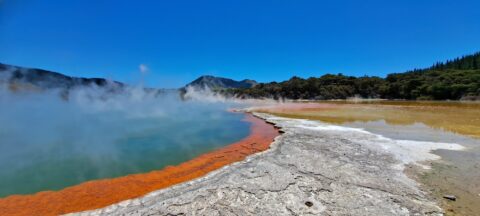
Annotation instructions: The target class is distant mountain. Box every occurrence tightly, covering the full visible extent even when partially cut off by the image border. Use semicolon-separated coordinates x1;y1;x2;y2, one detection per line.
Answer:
0;63;181;101
0;63;125;94
185;75;257;90
0;63;124;91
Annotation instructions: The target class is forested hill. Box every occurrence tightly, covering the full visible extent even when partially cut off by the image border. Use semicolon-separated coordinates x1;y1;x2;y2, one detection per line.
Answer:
222;52;480;100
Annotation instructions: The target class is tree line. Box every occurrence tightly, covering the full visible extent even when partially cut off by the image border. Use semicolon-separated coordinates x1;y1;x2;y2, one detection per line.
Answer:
221;52;480;100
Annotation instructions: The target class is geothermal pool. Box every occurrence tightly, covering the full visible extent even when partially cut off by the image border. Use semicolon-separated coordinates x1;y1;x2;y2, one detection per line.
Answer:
0;89;250;198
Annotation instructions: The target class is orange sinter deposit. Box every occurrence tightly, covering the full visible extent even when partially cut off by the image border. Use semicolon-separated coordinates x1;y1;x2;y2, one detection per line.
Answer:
0;113;279;216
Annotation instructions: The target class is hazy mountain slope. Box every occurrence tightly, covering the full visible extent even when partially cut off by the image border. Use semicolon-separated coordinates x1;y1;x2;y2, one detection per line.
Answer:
0;63;124;91
185;75;257;90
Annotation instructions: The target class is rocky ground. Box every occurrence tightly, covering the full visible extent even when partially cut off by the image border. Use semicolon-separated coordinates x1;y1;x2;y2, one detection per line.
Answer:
71;113;464;216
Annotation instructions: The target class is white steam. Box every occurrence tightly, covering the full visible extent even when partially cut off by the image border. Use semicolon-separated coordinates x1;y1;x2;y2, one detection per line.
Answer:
139;64;149;75
0;71;262;196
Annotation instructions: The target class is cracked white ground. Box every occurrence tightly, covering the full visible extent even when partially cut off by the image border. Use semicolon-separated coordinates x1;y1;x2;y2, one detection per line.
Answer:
71;113;463;216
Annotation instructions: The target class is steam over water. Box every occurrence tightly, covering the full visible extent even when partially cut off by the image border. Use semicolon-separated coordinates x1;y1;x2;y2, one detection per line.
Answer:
0;86;250;197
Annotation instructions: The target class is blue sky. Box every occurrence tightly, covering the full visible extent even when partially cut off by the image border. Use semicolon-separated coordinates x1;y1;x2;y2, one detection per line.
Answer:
1;0;479;88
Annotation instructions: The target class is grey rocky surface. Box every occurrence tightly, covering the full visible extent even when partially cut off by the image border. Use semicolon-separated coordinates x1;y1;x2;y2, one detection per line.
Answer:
70;113;446;216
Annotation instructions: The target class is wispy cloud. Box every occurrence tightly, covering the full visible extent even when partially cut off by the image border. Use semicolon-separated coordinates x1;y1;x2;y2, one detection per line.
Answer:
139;64;149;75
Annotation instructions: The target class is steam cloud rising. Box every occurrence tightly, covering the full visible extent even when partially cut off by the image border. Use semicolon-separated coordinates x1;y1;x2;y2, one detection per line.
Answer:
0;69;254;197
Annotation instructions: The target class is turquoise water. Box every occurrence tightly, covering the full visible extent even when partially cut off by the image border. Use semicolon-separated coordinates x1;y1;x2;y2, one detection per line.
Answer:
0;90;250;197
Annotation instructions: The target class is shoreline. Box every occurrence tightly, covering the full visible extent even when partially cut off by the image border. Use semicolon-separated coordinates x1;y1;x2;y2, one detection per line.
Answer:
253;101;480;215
0;113;279;216
74;112;462;215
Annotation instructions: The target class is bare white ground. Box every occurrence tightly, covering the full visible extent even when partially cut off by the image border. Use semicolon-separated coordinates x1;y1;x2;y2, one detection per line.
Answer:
70;113;464;216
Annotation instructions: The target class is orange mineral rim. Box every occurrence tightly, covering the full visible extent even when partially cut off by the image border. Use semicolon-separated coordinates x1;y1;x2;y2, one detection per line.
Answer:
0;113;279;216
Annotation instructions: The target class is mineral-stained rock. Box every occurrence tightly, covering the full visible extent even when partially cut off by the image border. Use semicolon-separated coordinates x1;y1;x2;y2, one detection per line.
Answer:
443;195;457;201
